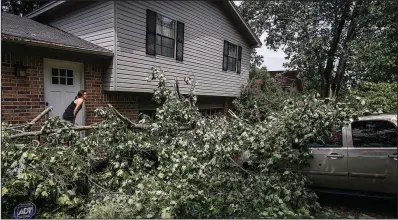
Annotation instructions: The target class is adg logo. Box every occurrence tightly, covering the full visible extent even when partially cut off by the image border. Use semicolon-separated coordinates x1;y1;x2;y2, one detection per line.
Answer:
13;202;36;219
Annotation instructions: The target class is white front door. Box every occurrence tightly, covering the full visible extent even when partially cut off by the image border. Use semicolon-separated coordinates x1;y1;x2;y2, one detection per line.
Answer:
44;59;84;126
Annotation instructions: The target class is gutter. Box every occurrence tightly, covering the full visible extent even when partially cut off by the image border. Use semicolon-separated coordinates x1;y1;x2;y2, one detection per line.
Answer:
2;35;114;57
25;1;66;18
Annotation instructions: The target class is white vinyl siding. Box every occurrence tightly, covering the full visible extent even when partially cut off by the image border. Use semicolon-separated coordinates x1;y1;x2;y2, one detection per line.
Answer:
49;1;115;90
115;0;252;97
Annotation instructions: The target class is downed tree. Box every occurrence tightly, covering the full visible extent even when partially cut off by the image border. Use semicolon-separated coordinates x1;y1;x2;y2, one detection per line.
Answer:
1;66;360;219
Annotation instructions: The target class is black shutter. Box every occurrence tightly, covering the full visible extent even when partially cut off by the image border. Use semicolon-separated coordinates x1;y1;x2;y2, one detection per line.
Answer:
237;46;242;73
146;9;157;55
222;40;229;71
176;21;184;61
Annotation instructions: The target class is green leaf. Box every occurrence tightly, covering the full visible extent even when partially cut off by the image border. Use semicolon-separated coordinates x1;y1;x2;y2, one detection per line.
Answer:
41;191;49;197
137;183;144;190
1;187;8;196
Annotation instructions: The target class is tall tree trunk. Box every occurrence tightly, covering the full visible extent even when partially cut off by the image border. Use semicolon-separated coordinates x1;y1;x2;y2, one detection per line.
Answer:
332;0;363;98
321;0;352;97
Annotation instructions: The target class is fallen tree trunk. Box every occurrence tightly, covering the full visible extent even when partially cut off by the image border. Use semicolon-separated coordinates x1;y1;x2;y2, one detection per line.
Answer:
6;104;193;140
108;104;192;131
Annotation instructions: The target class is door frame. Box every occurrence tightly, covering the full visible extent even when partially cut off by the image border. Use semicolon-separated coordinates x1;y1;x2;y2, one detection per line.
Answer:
43;58;85;126
303;126;349;190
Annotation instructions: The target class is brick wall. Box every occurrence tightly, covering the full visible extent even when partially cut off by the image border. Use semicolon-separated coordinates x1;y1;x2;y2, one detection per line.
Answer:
1;53;46;126
1;51;139;128
83;63;107;125
84;63;139;125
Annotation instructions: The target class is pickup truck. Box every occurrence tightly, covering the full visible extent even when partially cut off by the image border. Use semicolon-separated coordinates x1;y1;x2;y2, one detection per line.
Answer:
304;114;397;197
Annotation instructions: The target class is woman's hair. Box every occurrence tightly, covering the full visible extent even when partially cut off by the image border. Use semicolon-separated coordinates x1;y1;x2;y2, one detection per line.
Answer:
75;90;86;99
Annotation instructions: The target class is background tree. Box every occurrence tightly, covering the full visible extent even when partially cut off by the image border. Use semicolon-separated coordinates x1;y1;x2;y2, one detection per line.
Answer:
1;0;48;16
345;82;397;113
250;49;264;70
239;0;397;98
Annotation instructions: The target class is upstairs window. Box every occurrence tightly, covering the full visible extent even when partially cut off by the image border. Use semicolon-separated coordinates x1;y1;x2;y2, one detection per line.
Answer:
156;15;176;58
146;10;185;61
222;40;242;73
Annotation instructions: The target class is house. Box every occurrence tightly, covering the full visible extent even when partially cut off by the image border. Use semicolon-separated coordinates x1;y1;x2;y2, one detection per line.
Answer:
1;0;261;126
268;70;303;94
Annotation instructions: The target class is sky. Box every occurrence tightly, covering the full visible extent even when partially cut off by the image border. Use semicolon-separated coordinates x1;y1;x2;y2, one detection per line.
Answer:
234;1;287;71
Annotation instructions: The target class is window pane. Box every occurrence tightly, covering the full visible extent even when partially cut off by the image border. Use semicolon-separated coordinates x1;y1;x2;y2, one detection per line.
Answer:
67;70;73;77
60;77;66;85
160;37;174;58
309;129;343;147
162;27;171;38
169;21;175;38
156;35;162;55
163;47;168;57
162;24;175;38
228;57;236;71
352;120;397;147
156;35;162;45
52;68;59;77
52;77;59;84
156;15;162;34
229;44;237;58
59;69;66;77
162;37;172;48
156;45;162;55
67;78;73;85
167;47;173;58
156;14;175;39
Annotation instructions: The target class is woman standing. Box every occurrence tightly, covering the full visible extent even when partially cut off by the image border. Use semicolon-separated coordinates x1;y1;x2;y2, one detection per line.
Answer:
62;90;87;124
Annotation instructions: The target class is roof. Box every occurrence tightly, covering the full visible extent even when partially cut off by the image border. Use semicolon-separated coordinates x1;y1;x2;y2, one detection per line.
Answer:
25;0;262;48
358;114;397;124
272;70;303;91
1;12;113;56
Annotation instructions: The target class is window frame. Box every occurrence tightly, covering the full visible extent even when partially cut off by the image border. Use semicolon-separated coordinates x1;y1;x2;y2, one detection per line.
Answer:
223;40;241;73
155;14;177;59
351;119;397;148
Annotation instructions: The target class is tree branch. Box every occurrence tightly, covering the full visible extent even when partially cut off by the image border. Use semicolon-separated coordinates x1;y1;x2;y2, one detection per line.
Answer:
108;104;192;131
108;104;141;128
9;125;99;139
274;17;301;25
26;106;53;129
5;106;53;130
85;174;124;195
